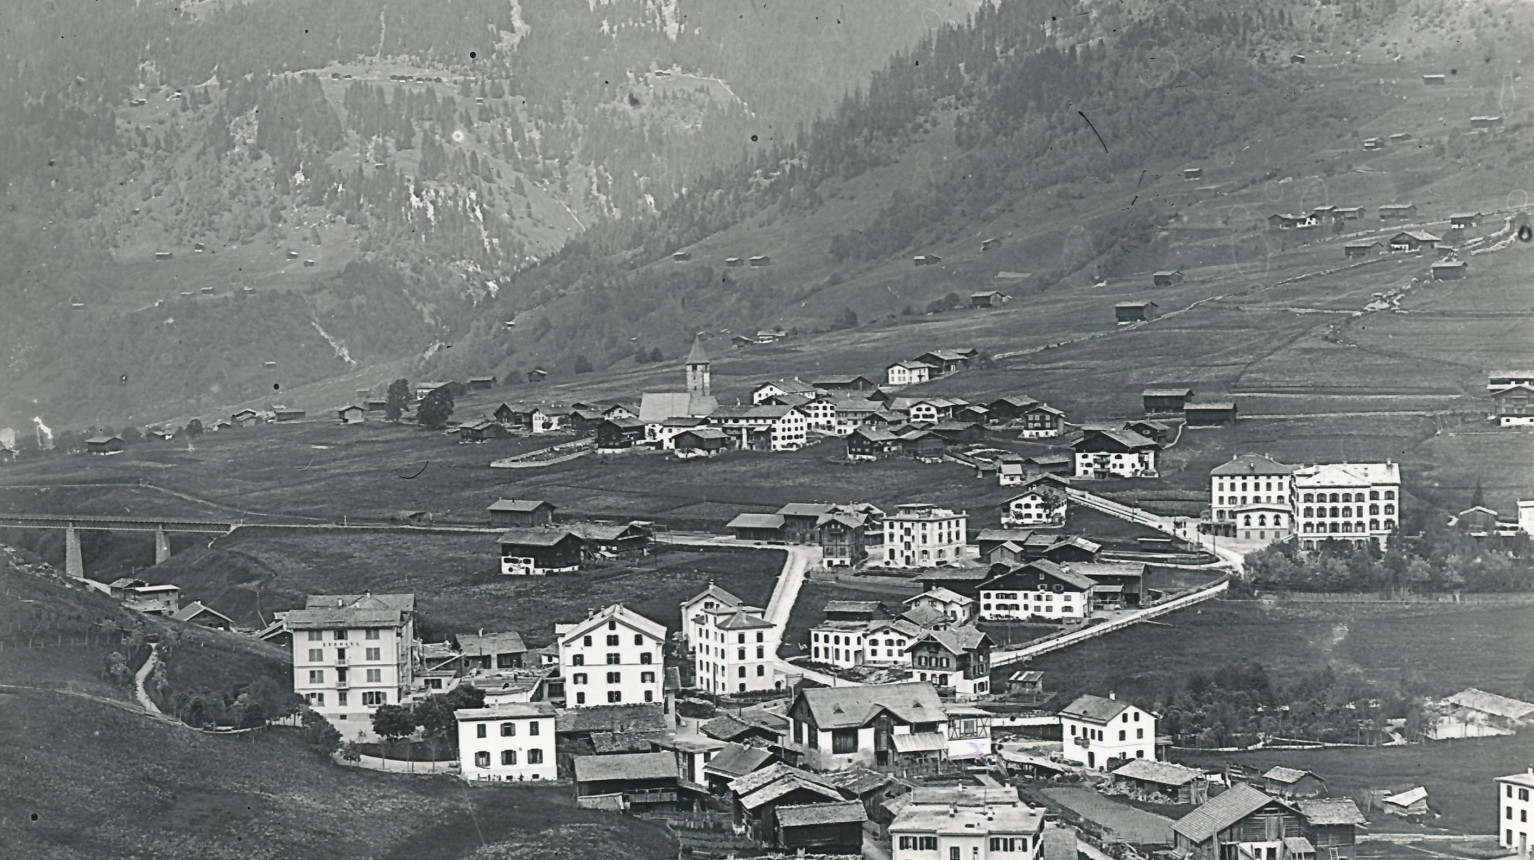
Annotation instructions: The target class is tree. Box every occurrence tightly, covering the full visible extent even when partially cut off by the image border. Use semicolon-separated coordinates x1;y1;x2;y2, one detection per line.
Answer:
101;651;131;688
120;426;143;444
647;347;663;363
385;378;411;422
185;418;204;438
302;708;342;758
417;386;454;430
573;355;594;374
371;703;417;742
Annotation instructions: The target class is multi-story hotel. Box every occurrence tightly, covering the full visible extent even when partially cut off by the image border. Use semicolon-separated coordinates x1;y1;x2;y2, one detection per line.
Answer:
284;593;416;730
883;504;967;569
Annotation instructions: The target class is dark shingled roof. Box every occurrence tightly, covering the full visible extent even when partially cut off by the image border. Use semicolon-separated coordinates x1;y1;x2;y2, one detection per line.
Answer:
1060;694;1130;724
556;703;668;735
704;744;775;779
776;801;868;828
797;682;944;730
1297;798;1367;827
573;751;676;783
1173;783;1292;844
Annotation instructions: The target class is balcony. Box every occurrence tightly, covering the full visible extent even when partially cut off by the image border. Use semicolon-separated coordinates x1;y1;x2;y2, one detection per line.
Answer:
335;678;349;690
335;655;348;666
1074;736;1090;748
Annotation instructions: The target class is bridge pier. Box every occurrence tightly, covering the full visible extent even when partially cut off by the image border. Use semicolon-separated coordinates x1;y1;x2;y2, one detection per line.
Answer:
154;527;171;565
64;525;84;579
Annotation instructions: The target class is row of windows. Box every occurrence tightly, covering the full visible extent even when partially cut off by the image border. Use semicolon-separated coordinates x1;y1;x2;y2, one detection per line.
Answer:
304;690;387;707
915;655;952;669
1301;490;1394;503
306;629;384;641
1069;724;1145;741
1213;479;1285;492
1215;495;1282;506
307;648;383;662
1507;786;1532;801
985;589;1070;599
570;671;657;685
573;690;655;705
472;749;545;767
1300;520;1393;534
568;652;653;666
308;669;383;683
1303;504;1393;518
1506;806;1528;822
582;633;650;647
985;603;1075;615
473;721;542;739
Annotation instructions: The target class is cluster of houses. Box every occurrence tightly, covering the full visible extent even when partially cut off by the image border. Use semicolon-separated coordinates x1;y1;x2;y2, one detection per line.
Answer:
1204;454;1402;549
487;499;656;576
1448;501;1534;540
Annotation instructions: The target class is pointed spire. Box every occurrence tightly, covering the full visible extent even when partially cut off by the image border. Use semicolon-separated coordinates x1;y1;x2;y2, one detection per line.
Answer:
686;335;710;366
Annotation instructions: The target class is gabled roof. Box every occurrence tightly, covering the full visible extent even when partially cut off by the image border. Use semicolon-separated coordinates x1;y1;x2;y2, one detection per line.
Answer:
824;600;883;616
890;359;937;370
775;801;867;828
284;593;414;630
488;499;555;513
704;744;776;779
686;582;744;612
1060;693;1130;724
728;513;786;530
1392;230;1440;242
904;587;974;607
716;608;774;631
899;605;949;629
556;703;668;734
740;775;844;810
558;604;667;646
912;625;991;656
1384;787;1428;807
1074;427;1159;451
980;560;1096;593
1445;688;1534;721
638;392;717;423
777;502;837;518
1173;783;1292;844
1142;387;1194;398
796;682;945;730
1212;454;1297;477
1264;766;1323;785
1111;758;1204;787
496;528;581;547
573;751;676;783
1297;798;1367;827
458;631;528;657
170;601;235;625
729;762;837;798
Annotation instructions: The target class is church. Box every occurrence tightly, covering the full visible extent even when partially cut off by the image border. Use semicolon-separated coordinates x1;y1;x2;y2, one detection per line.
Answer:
638;337;720;444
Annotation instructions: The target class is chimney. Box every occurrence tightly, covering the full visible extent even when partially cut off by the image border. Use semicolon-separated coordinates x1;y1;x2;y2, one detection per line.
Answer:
1109;691;1116;700
949;804;957;818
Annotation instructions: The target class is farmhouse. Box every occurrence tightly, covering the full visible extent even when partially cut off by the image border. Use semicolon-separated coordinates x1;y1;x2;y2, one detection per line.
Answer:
1184;400;1239;426
847;427;902;460
887;360;935;387
1060;693;1156;771
976;560;1096;623
458;419;509;442
672;427;732;454
1296;798;1368;860
1450;213;1480;229
1264;766;1327;799
110;579;181;615
1361;137;1385;151
785;682;949;770
595;417;646;449
1184;167;1203;180
1490;375;1534;426
488;499;556;528
728;765;847;846
1152;270;1184;287
574;752;678;812
1018;403;1065;438
904;587;976;627
169;601;235;630
702;743;777;792
752;378;820;404
813;374;877;392
915;349;977;376
1111;758;1209;804
1378;203;1418;221
86;435;125;454
1429;688;1534;739
1430;260;1467;280
1382;786;1429;817
337;405;365;424
1115;301;1158;322
728;513;787;542
1143;387;1194;414
711;404;809;452
1388;230;1440;252
284;593;415;727
271;408;306;422
773;801;868;855
1343;240;1383;259
1001;476;1070;527
495;529;585;575
1171;784;1305;860
456;702;558;782
558;604;666;708
908;626;993;699
1072;428;1158;479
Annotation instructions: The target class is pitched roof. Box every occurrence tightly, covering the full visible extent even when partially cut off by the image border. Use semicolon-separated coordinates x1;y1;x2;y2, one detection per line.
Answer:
797;682;945;730
729;762;837;797
777;502;837;518
638;392;717;423
728;513;786;530
1445;688;1534;721
716;608;774;631
556;703;668;734
1384;787;1428;807
170;601;235;625
823;600;883;615
1297;798;1367;827
1211;454;1297;477
573;751;676;783
1264;766;1322;785
904;586;974;607
686;336;710;365
284;593;414;630
704;744;775;779
1111;758;1204;787
558;604;667;646
775;801;867;828
458;631;528;657
1173;783;1289;844
1142;388;1194;398
488;499;554;513
1060;694;1130;724
913;625;991;656
496;528;580;547
454;702;557;721
740;776;844;810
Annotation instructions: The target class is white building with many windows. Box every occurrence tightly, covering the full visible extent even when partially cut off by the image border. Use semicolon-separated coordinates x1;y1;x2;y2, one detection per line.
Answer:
688;589;780;695
1292;462;1401;549
808;618;923;668
976;561;1096;622
284;593;416;731
1059;693;1156;771
558;604;666;707
455;702;557;782
890;786;1045;860
1498;770;1534;857
1209;454;1297;544
883;504;968;569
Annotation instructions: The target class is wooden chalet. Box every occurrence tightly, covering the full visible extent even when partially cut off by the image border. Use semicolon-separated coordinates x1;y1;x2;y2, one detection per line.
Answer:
488;499;556;528
495;529;585;575
1152;270;1185;287
571;521;654;557
573;752;678;812
1184;400;1239;426
595;417;646;449
1264;766;1327;799
169;601;236;631
847;427;902;460
1143;387;1195;414
774;802;867;855
86;435;125;454
1111;758;1209;804
1171;783;1306;860
1116;301;1159;322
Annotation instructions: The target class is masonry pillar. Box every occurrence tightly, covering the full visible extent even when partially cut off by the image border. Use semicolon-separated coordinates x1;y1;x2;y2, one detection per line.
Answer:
154;527;172;565
64;524;84;579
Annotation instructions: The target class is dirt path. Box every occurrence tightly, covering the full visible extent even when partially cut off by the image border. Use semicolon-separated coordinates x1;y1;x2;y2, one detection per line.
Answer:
134;643;165;716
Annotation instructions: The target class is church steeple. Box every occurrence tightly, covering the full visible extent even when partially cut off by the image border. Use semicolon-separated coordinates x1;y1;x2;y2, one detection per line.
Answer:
686;336;711;399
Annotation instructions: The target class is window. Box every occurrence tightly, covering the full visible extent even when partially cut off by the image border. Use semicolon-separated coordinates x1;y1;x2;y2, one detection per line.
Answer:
575;692;586;705
583;635;592;647
1137;728;1144;739
365;647;381;661
757;632;764;643
641;671;655;683
571;654;584;666
336;692;348;706
738;648;746;660
365;629;380;640
757;665;766;676
644;690;654;702
501;723;516;737
606;671;621;683
1522;789;1531;802
476;724;487;738
308;649;323;662
738;666;747;677
528;721;540;736
528;749;543;764
757;646;765;659
608;620;616;631
1119;730;1126;741
475;751;490;768
607;691;622;703
607;653;621;664
308;670;324;684
307;631;323;641
832;729;859;754
362;691;386;706
950;847;961;860
334;630;346;641
573;673;587;685
606;634;619;646
366;669;382;683
501;750;517;766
